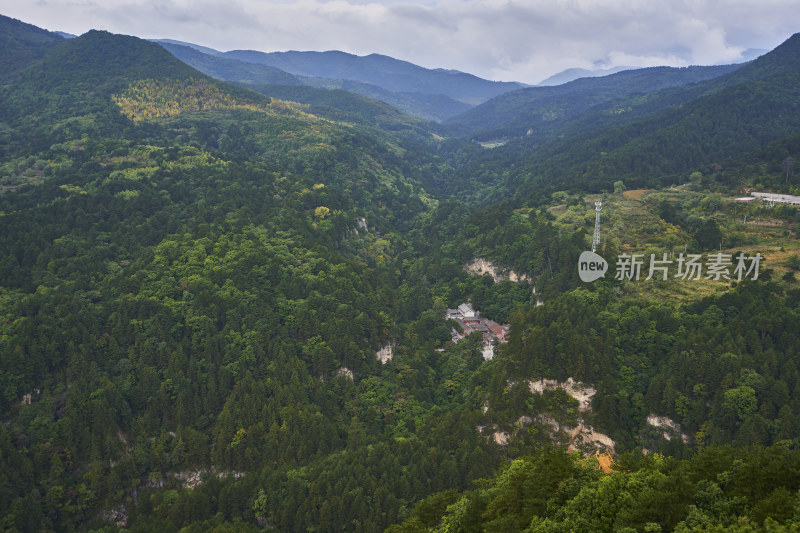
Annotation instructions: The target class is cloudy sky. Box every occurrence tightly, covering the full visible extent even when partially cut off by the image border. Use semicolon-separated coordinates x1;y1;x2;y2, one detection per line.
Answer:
2;0;798;84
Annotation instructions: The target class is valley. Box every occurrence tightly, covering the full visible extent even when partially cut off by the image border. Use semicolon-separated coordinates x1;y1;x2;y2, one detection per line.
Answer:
1;12;800;532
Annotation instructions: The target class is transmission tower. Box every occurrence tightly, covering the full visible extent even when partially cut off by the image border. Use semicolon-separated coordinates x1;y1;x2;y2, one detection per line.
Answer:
592;201;602;253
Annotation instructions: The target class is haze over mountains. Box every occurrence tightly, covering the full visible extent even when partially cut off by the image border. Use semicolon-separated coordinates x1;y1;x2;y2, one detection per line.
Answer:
441;63;743;139
536;66;631;86
155;39;523;122
152;36;769;124
536;47;767;87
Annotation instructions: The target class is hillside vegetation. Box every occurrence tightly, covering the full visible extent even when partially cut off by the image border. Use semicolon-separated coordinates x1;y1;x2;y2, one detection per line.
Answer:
2;14;800;533
158;44;520;122
437;34;800;205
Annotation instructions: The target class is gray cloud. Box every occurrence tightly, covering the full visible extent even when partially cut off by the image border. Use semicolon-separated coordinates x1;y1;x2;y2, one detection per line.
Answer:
1;0;797;83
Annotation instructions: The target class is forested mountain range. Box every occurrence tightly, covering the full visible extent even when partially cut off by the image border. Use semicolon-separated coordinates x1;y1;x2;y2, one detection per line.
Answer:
0;18;485;531
441;63;743;139
0;15;64;80
155;42;304;87
216;49;523;104
3;12;800;532
155;41;520;122
520;32;800;192
438;32;800;205
153;41;436;132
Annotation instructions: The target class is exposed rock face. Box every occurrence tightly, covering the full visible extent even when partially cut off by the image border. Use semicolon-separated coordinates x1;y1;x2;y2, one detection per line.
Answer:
647;414;690;443
493;431;510;445
21;388;40;405
353;217;368;235
103;507;128;527
566;424;615;452
464;258;530;283
530;415;615;454
375;344;393;363
174;469;205;490
479;377;615;454
482;344;494;360
528;377;596;412
337;367;354;380
528;378;614;454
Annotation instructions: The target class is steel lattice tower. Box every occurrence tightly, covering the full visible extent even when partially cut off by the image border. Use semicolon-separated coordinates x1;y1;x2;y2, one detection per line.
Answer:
592;201;602;253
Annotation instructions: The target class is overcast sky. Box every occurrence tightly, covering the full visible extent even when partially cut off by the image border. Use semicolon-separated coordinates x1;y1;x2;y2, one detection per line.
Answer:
2;0;798;84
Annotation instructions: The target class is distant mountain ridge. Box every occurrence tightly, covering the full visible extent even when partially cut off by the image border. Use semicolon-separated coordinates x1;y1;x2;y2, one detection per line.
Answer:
447;32;800;204
157;41;303;87
151;45;439;131
157;41;472;121
443;63;743;139
537;48;767;87
154;39;223;57
536;66;631;86
154;41;521;121
221;49;523;104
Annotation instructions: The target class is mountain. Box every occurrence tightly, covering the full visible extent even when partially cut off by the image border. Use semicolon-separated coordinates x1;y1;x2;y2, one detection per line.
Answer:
440;32;800;205
536;65;631;86
515;32;800;193
535;47;768;88
0;21;498;533
157;41;303;86
155;41;447;131
5;14;800;533
155;42;479;121
153;38;224;57
221;49;523;104
155;43;509;121
447;40;793;147
0;29;206;157
0;14;64;81
0;26;438;221
296;75;472;121
536;48;768;88
238;82;434;132
443;63;743;140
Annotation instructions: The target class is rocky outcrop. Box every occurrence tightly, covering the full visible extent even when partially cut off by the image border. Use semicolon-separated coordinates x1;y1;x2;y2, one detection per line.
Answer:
493;430;510;445
464;258;530;283
528;378;614;454
647;414;690;443
480;377;614;454
352;217;368;235
336;367;354;380
528;377;596;412
375;344;393;363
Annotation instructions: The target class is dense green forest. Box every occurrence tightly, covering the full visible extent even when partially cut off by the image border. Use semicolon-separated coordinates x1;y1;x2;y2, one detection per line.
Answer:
388;444;800;532
3;13;800;533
